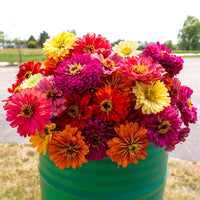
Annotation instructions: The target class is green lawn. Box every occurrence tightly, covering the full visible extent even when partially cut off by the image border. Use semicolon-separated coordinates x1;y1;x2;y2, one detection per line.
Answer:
0;144;200;200
0;48;46;64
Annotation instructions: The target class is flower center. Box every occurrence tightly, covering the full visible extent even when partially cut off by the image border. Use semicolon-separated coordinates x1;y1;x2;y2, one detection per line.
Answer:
64;144;80;158
170;88;179;98
24;71;32;79
187;100;193;109
46;90;56;100
84;45;95;54
146;88;156;101
21;104;34;118
67;105;79;118
103;59;115;69
69;63;82;75
100;99;113;113
55;39;65;48
128;143;142;156
121;47;132;56
158;120;171;134
133;65;149;74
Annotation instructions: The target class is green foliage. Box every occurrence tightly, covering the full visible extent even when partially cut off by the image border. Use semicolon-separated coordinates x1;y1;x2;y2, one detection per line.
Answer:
28;35;36;42
27;41;38;48
111;39;124;47
38;31;50;48
178;16;200;50
163;40;177;50
67;29;77;36
0;31;5;44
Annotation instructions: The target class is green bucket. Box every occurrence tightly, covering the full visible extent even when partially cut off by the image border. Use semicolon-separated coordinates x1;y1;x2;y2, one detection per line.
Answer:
38;143;168;200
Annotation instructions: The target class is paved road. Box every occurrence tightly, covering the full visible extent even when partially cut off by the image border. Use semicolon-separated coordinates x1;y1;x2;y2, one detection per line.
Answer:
0;58;200;161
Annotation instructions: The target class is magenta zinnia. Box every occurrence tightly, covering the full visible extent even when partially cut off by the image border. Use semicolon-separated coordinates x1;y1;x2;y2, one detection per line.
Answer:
36;75;66;117
143;42;183;77
83;118;116;161
6;88;52;137
54;55;102;94
177;85;197;126
142;106;182;151
120;55;164;84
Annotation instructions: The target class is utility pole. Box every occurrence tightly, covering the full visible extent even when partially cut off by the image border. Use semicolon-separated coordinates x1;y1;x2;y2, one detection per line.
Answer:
18;38;21;65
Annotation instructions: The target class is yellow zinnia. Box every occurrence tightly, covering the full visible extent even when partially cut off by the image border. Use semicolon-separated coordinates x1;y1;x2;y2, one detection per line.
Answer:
21;73;43;89
132;81;171;114
29;123;57;155
43;31;76;58
114;41;139;57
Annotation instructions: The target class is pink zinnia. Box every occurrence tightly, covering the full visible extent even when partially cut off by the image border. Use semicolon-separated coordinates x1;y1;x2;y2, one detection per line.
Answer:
73;33;112;58
142;106;182;151
120;55;164;84
170;77;181;106
177;85;197;126
36;75;66;117
6;88;52;137
92;52;123;75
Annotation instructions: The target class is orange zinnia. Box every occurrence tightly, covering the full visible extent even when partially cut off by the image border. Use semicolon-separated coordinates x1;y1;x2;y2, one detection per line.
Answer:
99;69;134;95
107;121;150;167
29;123;57;155
48;125;89;169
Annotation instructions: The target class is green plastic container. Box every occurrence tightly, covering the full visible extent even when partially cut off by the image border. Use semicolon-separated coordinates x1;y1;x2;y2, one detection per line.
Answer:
38;143;168;200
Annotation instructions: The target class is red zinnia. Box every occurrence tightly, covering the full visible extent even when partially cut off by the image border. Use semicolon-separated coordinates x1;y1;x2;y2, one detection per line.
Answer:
16;61;44;81
56;93;92;130
73;33;112;58
92;85;130;123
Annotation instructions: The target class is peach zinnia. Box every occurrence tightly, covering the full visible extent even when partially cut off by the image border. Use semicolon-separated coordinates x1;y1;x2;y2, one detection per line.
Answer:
107;121;149;167
48;125;89;169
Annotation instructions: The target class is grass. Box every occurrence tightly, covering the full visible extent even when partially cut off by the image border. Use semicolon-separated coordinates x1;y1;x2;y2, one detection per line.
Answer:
172;50;200;54
0;48;200;65
0;144;200;200
0;48;46;64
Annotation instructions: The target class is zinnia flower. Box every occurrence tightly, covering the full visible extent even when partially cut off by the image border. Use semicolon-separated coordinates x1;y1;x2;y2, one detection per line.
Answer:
178;127;190;142
99;69;134;95
120;55;164;84
142;106;182;150
132;81;171;114
92;85;130;123
16;61;44;82
48;125;89;169
83;118;116;161
114;41;139;57
43;55;70;76
21;73;43;89
107;121;149;167
43;31;76;58
6;88;52;137
169;77;181;106
73;33;112;58
29;123;57;155
36;75;66;117
92;53;123;75
54;55;102;95
177;85;197;126
56;93;92;130
143;42;183;77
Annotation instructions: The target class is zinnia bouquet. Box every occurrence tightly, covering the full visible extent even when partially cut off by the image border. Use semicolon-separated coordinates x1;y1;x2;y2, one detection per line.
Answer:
3;31;197;169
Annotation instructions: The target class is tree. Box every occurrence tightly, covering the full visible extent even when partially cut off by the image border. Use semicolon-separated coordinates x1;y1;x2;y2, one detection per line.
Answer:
178;16;200;50
163;40;177;50
0;31;5;47
38;31;50;48
27;35;38;48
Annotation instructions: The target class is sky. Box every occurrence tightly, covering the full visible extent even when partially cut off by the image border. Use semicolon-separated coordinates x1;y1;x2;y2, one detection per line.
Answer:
1;0;200;44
